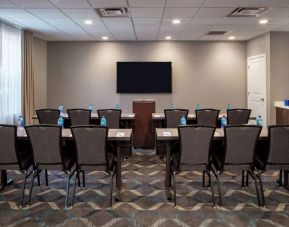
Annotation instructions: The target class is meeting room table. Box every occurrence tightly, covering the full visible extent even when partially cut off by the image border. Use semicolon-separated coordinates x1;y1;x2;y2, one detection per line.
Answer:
155;127;271;200
0;127;132;201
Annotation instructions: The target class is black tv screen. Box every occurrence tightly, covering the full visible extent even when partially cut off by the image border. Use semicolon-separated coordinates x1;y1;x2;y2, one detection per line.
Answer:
117;62;172;93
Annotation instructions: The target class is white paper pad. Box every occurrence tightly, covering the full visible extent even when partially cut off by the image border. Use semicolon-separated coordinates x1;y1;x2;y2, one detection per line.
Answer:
163;131;172;136
214;132;221;136
128;114;134;117
116;132;125;137
154;114;160;117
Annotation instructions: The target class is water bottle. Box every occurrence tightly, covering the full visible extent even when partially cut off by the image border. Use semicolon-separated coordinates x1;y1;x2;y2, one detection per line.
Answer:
57;117;64;127
221;115;227;128
88;104;93;112
256;115;263;126
115;104;120;110
227;104;232;110
101;116;107;126
180;115;186;125
195;104;200;110
18;116;24;128
59;104;64;114
170;103;174;109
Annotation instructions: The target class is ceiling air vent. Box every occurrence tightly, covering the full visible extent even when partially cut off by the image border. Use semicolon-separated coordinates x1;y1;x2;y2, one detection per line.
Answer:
228;7;267;17
96;7;130;17
207;31;227;36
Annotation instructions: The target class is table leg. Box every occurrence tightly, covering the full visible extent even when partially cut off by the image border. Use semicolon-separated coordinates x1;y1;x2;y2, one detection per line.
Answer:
165;142;172;200
115;143;122;201
0;170;13;191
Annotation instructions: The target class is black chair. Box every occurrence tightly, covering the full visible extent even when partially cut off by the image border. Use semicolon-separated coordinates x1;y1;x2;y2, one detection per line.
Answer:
97;109;121;128
0;125;34;206
36;109;60;125
67;109;91;126
164;109;189;128
25;125;76;208
71;125;116;207
211;125;262;206
227;109;251;125
195;109;220;126
255;125;289;206
172;126;216;207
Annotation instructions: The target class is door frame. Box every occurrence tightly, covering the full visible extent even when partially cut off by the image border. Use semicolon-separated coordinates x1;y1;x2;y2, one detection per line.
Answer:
247;53;267;126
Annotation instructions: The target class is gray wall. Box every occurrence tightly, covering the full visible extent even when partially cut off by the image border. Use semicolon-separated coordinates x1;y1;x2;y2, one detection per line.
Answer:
33;36;47;109
47;41;247;112
246;33;271;123
270;32;289;123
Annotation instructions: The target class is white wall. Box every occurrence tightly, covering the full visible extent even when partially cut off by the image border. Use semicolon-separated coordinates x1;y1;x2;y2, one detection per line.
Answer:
47;41;247;112
33;36;47;109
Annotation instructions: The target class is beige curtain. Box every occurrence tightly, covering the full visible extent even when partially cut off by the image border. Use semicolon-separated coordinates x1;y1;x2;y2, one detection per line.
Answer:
23;30;35;125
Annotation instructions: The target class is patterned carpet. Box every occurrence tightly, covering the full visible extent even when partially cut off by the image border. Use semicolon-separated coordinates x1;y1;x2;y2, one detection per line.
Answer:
1;149;289;226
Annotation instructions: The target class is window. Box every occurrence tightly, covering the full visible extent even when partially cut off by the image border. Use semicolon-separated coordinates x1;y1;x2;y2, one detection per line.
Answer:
0;22;22;124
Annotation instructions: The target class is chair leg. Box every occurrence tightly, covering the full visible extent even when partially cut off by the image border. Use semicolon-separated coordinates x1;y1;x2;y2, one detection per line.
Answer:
72;171;78;206
82;170;85;189
258;172;265;207
251;173;262;206
65;171;71;209
28;171;37;205
45;170;48;188
173;172;176;207
20;171;28;207
109;169;116;208
216;171;222;206
37;171;41;187
77;173;81;187
279;170;283;187
208;170;215;207
202;170;205;188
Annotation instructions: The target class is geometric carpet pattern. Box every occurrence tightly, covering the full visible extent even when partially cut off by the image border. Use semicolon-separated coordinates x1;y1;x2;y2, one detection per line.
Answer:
1;149;289;226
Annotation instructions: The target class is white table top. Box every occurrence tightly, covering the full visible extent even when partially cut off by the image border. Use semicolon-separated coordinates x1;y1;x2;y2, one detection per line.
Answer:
17;127;132;141
152;113;226;120
156;127;268;141
274;101;289;110
32;112;135;120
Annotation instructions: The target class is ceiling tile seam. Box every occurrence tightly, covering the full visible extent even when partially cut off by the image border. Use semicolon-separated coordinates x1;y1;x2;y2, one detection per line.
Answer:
126;0;137;41
47;0;96;40
176;0;209;41
84;0;117;40
7;0;76;40
156;0;168;41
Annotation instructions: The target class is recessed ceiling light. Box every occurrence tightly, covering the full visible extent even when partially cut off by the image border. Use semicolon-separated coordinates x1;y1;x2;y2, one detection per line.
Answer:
102;36;108;40
165;36;172;40
172;19;181;24
228;36;235;40
84;20;92;25
259;19;269;24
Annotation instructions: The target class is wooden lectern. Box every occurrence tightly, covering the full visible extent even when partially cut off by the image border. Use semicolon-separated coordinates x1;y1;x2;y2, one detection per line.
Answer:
133;100;155;148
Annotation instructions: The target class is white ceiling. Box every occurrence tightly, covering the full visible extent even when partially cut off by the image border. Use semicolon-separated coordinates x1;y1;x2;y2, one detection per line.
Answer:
0;0;289;41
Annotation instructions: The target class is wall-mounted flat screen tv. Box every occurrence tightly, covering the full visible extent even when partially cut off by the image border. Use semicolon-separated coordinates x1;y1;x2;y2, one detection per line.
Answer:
117;62;172;93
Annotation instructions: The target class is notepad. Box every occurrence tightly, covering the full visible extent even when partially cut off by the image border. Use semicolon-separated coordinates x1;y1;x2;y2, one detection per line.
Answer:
154;114;160;117
116;132;125;137
128;114;134;117
163;131;172;136
214;132;221;136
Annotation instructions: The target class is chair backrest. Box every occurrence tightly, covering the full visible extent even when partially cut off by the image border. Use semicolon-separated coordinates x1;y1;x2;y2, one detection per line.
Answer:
227;109;251;125
195;109;220;126
97;109;121;128
67;109;91;126
25;125;63;166
268;125;289;164
36;109;60;124
224;125;261;165
178;125;216;166
71;126;108;168
0;125;18;165
164;109;189;128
